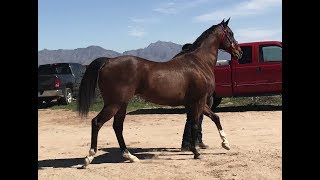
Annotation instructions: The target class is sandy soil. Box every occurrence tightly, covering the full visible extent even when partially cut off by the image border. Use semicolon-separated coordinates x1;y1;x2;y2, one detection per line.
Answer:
38;108;281;180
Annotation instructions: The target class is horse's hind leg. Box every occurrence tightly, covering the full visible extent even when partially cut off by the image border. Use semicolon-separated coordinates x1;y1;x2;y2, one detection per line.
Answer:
113;103;139;162
83;104;120;168
203;105;230;150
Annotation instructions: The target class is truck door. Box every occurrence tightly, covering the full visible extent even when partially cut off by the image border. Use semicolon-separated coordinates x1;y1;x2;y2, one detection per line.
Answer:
257;44;282;93
233;45;263;95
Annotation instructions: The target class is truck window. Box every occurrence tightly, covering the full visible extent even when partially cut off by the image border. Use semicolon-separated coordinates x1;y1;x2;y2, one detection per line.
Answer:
80;65;86;74
218;50;231;60
238;46;252;64
56;66;71;74
38;64;72;75
71;64;80;76
259;45;282;62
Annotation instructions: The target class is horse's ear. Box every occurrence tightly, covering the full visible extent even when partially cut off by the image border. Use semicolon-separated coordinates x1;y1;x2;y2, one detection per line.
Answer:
220;18;225;25
225;17;230;26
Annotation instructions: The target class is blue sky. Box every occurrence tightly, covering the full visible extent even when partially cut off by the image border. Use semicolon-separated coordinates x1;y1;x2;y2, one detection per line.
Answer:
39;0;282;53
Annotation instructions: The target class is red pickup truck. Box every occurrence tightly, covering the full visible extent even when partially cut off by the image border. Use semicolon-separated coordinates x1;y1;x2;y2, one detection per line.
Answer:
212;41;282;108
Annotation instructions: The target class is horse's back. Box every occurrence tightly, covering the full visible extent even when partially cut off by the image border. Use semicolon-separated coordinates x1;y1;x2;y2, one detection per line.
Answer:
96;56;153;101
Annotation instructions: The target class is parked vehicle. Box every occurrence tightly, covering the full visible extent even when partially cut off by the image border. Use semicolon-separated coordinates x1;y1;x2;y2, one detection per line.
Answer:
212;41;282;109
38;63;86;105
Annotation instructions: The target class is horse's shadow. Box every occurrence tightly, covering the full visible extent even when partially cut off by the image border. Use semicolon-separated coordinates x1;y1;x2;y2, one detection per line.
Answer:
38;147;185;169
215;105;282;112
127;105;281;115
127;108;186;115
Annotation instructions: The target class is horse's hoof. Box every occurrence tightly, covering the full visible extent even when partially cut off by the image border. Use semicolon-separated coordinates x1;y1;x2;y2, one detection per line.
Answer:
84;156;93;167
194;153;201;159
123;152;140;163
129;157;140;163
84;158;90;167
222;142;230;150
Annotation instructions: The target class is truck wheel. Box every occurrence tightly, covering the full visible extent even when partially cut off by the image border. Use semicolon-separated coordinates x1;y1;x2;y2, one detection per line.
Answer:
207;95;214;108
59;88;73;105
211;97;222;111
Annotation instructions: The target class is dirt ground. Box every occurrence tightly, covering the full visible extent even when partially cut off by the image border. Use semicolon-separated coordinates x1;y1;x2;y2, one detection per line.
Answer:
38;108;282;180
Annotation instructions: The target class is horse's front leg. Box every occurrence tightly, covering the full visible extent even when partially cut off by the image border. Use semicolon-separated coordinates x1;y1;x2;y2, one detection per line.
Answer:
190;117;200;159
186;101;205;159
203;105;230;150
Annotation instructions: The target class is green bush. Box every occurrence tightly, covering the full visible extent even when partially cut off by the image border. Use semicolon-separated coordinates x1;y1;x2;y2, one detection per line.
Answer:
50;95;282;112
50;95;164;112
219;95;282;107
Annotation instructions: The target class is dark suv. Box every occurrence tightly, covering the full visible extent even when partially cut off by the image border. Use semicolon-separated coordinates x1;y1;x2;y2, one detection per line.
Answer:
38;63;86;105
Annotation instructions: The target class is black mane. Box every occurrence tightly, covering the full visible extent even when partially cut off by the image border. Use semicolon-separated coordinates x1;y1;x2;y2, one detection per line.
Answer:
173;25;218;58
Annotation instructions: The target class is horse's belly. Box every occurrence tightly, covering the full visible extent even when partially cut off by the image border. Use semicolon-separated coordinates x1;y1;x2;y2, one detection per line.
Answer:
137;88;185;106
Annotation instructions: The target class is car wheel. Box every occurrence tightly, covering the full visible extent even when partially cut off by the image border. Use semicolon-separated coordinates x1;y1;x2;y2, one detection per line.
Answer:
211;97;222;111
59;88;73;105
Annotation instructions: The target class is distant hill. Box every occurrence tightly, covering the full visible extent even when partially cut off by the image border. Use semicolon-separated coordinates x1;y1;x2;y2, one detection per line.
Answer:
123;41;183;62
38;41;231;65
38;46;121;65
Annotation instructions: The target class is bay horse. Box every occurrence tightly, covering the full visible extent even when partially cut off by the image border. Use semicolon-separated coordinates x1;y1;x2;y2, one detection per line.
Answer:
78;18;242;167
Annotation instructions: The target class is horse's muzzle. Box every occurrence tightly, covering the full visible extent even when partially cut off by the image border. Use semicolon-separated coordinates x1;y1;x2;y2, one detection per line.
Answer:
232;50;242;60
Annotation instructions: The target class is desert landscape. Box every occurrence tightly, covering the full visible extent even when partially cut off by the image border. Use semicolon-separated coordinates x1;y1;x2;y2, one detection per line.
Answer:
38;108;281;180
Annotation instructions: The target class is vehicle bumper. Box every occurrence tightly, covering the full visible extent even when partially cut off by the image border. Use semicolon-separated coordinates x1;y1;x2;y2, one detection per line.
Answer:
38;90;63;98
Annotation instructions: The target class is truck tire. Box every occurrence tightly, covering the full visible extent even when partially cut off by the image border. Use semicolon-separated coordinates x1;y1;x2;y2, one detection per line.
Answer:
211;97;222;111
59;88;73;105
207;95;214;108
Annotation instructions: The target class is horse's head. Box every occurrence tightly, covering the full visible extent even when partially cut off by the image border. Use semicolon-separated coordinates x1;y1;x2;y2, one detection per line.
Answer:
218;18;242;60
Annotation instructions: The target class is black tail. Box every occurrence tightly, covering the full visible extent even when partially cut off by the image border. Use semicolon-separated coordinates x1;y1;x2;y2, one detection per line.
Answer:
77;57;109;117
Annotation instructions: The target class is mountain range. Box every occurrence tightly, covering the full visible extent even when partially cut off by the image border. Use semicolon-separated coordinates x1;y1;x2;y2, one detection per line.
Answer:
38;41;231;65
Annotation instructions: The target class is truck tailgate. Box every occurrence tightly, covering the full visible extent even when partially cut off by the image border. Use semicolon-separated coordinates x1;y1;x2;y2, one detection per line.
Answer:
38;75;57;91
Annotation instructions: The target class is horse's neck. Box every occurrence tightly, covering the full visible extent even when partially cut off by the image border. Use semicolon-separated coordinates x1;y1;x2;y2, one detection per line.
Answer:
192;44;219;68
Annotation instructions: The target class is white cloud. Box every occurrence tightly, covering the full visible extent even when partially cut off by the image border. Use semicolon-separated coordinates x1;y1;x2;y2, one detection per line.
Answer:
130;17;159;23
153;7;178;14
128;26;146;37
153;0;209;14
234;27;282;43
130;18;146;23
194;0;281;22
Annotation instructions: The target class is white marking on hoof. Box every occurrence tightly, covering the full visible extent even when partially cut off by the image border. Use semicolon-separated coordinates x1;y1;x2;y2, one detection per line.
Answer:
219;130;226;139
89;149;96;156
123;151;140;163
83;149;96;167
219;130;230;150
84;155;94;165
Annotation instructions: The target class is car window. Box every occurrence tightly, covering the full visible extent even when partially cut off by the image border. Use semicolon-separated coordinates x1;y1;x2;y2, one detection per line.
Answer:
38;66;56;75
259;45;282;62
56;66;71;74
80;65;86;74
38;64;72;75
238;46;252;64
218;50;231;60
71;64;80;76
